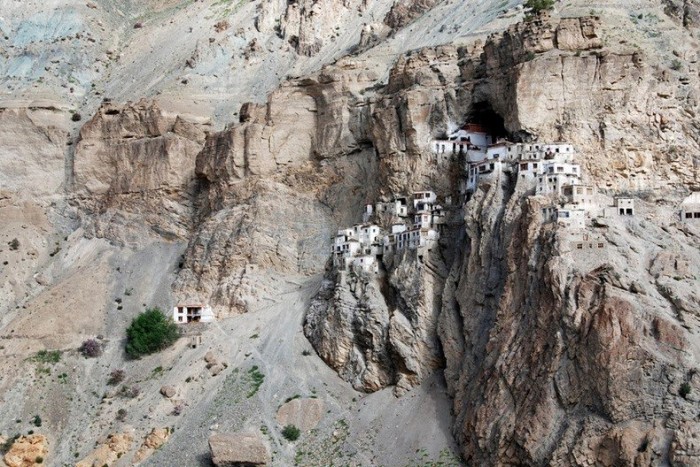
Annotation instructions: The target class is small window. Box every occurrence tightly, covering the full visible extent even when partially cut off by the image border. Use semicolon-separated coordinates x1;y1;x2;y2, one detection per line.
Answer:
695;212;700;218
576;244;583;250
685;212;692;219
598;243;604;248
533;163;538;169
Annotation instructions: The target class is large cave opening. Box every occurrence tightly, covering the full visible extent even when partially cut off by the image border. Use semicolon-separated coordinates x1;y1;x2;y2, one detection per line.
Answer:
467;102;508;140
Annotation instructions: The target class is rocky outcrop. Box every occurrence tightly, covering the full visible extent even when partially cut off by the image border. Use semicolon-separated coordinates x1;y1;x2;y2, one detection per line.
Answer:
76;431;133;467
275;398;325;431
280;0;369;56
384;0;441;30
483;14;699;191
3;435;48;467
305;249;447;395
0;102;69;201
72;100;210;241
132;428;170;464
209;433;269;466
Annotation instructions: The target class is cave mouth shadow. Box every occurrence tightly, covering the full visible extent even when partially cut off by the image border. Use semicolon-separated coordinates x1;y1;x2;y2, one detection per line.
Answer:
467;101;508;140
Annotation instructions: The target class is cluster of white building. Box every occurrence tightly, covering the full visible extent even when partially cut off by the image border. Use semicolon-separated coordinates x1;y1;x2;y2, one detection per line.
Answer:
332;191;445;274
432;125;639;238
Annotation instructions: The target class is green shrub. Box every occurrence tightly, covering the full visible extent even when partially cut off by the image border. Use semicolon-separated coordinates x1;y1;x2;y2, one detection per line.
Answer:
32;350;61;364
35;456;43;464
524;0;555;13
679;382;691;398
125;308;180;358
671;59;683;71
281;424;300;441
8;238;19;250
246;366;265;398
32;415;42;427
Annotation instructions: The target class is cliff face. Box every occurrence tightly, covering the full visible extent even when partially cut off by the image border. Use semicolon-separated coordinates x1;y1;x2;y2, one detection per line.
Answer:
299;12;700;464
3;1;700;465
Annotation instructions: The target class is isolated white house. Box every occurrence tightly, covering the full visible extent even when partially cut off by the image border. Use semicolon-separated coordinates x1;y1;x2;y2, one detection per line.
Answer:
681;192;700;220
173;304;215;324
615;197;635;216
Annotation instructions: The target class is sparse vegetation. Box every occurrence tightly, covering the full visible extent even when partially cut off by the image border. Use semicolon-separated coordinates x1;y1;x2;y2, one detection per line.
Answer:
116;408;127;421
32;415;42;427
671;59;683;71
246;366;265;398
8;238;19;250
281;424;300;441
284;394;301;403
79;338;102;358
679;382;691;399
125;308;180;358
524;0;554;14
171;404;184;416
120;385;141;399
71;112;82;122
301;349;312;356
108;369;126;385
35;456;43;464
1;434;20;453
32;350;61;364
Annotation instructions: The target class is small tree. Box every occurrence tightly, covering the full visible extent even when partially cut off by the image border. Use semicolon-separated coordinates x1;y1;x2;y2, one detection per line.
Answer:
524;0;554;14
281;424;300;441
125;308;180;358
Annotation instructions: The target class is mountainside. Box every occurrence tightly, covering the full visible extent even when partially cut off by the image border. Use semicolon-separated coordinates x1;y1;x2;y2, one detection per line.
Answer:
1;0;699;466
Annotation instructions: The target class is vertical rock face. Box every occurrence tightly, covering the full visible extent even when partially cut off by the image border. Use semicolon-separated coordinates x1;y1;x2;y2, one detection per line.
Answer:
430;15;700;465
72;100;210;241
280;0;370;56
305;250;447;395
384;0;442;30
51;7;700;465
483;14;699;191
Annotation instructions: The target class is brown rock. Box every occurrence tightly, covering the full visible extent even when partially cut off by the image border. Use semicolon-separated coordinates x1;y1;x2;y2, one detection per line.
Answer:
76;431;133;467
204;351;218;365
160;385;176;398
3;435;48;467
132;428;170;464
209;433;269;466
275;398;324;432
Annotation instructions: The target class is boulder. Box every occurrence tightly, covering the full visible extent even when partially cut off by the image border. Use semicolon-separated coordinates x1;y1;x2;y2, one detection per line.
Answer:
76;431;133;467
3;434;48;467
160;385;176;398
204;351;218;366
275;398;325;432
209;433;269;466
132;428;170;464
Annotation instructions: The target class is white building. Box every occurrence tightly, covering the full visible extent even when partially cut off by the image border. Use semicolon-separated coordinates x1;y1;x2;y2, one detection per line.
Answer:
564;185;597;208
431;124;493;155
349;255;379;274
413;191;437;210
615;197;635;216
375;198;408;218
570;233;607;251
681;192;700;220
555;208;586;229
535;162;581;196
332;224;384;269
173;304;215;324
542;206;586;229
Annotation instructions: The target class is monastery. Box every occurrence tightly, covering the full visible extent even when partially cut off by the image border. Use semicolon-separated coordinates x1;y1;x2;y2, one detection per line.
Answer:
332;191;444;274
328;123;696;275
